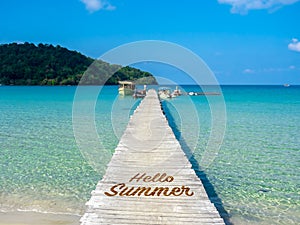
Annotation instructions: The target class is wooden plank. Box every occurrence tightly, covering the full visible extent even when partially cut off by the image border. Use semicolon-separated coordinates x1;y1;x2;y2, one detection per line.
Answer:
80;89;225;225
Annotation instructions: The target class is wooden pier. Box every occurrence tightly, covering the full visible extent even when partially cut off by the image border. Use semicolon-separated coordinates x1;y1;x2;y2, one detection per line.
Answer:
80;89;225;225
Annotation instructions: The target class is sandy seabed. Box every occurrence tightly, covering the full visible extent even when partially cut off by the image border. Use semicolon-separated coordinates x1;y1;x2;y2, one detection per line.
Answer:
0;211;80;225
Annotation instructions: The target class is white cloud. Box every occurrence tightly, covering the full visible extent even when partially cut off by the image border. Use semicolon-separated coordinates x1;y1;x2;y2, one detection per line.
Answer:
261;66;299;72
288;38;300;52
218;0;300;14
289;65;296;69
81;0;115;13
243;68;255;74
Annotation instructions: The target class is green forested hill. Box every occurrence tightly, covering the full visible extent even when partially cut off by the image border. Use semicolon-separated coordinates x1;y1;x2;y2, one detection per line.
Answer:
0;43;157;85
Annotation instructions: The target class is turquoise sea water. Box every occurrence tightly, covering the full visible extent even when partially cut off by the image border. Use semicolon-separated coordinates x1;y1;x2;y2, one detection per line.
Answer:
0;86;299;224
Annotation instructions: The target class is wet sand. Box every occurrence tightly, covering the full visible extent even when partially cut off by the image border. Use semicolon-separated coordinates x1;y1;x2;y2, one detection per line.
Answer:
0;211;80;225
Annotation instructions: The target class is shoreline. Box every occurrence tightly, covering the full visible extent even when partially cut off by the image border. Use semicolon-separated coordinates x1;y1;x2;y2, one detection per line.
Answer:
0;211;80;225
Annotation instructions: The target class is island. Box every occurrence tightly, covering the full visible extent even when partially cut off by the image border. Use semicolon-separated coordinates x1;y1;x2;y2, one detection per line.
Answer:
0;42;157;85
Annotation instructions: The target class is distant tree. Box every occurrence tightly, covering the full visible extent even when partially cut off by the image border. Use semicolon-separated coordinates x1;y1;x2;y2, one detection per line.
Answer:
0;43;157;85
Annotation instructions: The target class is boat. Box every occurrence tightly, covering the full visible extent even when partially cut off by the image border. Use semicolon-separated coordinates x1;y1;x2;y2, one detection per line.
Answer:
171;86;182;97
283;84;290;87
158;87;172;99
133;85;147;98
185;91;220;96
118;81;135;95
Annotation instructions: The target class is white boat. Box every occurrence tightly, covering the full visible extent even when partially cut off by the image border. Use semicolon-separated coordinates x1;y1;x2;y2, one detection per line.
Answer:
283;84;290;87
158;87;172;99
118;81;135;95
171;86;182;97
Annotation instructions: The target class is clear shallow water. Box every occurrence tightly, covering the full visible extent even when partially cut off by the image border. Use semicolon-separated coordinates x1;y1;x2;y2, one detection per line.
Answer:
163;85;300;224
0;85;299;224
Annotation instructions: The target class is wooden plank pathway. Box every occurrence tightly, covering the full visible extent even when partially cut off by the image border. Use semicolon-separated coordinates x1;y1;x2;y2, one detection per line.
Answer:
80;89;225;225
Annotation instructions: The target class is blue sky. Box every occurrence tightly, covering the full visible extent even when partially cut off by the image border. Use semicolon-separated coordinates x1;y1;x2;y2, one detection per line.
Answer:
0;0;299;84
